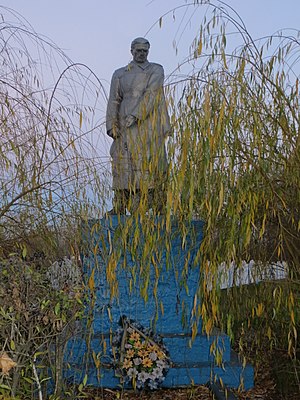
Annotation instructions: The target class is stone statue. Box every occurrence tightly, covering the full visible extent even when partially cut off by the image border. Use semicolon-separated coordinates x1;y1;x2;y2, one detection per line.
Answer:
106;37;171;214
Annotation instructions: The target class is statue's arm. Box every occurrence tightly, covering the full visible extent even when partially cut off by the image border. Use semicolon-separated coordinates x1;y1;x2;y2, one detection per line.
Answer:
131;65;165;120
106;71;122;138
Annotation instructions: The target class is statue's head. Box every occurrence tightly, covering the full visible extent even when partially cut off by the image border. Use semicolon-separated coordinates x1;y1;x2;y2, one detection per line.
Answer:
131;37;150;64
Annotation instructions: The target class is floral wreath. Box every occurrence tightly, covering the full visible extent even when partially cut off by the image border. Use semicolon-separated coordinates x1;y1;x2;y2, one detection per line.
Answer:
112;316;171;390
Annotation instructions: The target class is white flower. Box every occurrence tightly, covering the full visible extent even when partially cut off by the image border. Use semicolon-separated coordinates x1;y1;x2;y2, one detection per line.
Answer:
148;380;158;389
149;351;157;361
127;367;138;378
156;359;166;367
133;357;142;366
138;371;150;383
152;366;163;378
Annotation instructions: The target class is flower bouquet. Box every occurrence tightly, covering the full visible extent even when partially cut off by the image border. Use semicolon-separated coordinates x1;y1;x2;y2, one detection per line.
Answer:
112;316;170;390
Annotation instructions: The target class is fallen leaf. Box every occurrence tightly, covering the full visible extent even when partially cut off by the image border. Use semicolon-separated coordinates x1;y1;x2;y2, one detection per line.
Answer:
0;352;17;375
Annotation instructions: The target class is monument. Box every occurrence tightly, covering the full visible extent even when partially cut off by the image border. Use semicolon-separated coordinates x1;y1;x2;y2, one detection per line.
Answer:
62;38;254;394
106;37;171;214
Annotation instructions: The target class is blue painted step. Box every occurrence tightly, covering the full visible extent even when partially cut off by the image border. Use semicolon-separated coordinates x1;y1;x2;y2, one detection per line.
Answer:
63;216;253;390
63;359;254;390
64;331;231;365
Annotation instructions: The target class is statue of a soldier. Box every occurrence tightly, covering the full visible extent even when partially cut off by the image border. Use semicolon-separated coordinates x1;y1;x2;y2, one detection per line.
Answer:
106;37;171;214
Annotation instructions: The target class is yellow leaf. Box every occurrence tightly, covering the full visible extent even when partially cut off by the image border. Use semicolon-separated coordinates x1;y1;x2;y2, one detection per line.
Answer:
193;294;197;311
197;39;203;56
256;303;264;317
160;301;164;316
217;182;224;215
205;319;213;335
277;245;281;257
289;292;294;306
291;310;295;325
0;352;17;375
212;301;217;317
191;322;198;340
79;111;83;128
88;268;95;292
107;307;112;321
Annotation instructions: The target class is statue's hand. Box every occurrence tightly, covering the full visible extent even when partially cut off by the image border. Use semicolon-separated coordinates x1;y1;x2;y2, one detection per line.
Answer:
125;115;136;128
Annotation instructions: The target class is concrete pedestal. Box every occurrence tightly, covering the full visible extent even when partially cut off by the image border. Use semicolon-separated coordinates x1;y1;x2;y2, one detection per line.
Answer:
64;216;253;390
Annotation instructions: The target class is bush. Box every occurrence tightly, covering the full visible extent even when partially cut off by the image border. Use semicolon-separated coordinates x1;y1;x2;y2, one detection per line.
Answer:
0;255;83;398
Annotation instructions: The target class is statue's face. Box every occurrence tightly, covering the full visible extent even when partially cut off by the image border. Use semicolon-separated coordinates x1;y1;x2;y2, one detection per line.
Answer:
131;44;149;63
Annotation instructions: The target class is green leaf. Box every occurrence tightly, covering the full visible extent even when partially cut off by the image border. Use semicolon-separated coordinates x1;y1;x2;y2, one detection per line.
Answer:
0;383;11;391
83;373;88;386
40;377;52;383
54;302;60;315
22;376;34;384
22;245;27;259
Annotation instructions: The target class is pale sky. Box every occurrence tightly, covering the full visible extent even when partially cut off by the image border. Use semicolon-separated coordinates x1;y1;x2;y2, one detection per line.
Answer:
1;0;299;87
1;0;299;209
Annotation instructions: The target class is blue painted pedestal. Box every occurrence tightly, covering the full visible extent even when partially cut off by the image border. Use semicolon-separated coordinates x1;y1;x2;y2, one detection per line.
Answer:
65;216;253;390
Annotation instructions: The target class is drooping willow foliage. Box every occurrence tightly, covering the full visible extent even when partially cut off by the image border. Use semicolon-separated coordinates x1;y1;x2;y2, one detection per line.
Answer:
84;1;299;392
0;7;112;397
163;0;299;382
0;6;110;257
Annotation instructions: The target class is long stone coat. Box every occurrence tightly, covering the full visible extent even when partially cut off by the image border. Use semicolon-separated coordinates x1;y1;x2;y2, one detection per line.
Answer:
106;60;171;190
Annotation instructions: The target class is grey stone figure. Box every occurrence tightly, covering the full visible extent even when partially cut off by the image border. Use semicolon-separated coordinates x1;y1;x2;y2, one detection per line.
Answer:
106;37;171;214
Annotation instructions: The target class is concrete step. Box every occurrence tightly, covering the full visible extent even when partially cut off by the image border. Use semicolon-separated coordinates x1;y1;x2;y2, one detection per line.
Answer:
63;353;253;391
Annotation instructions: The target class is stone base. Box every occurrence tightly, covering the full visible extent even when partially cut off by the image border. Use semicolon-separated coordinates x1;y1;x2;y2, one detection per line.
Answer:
62;216;253;391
